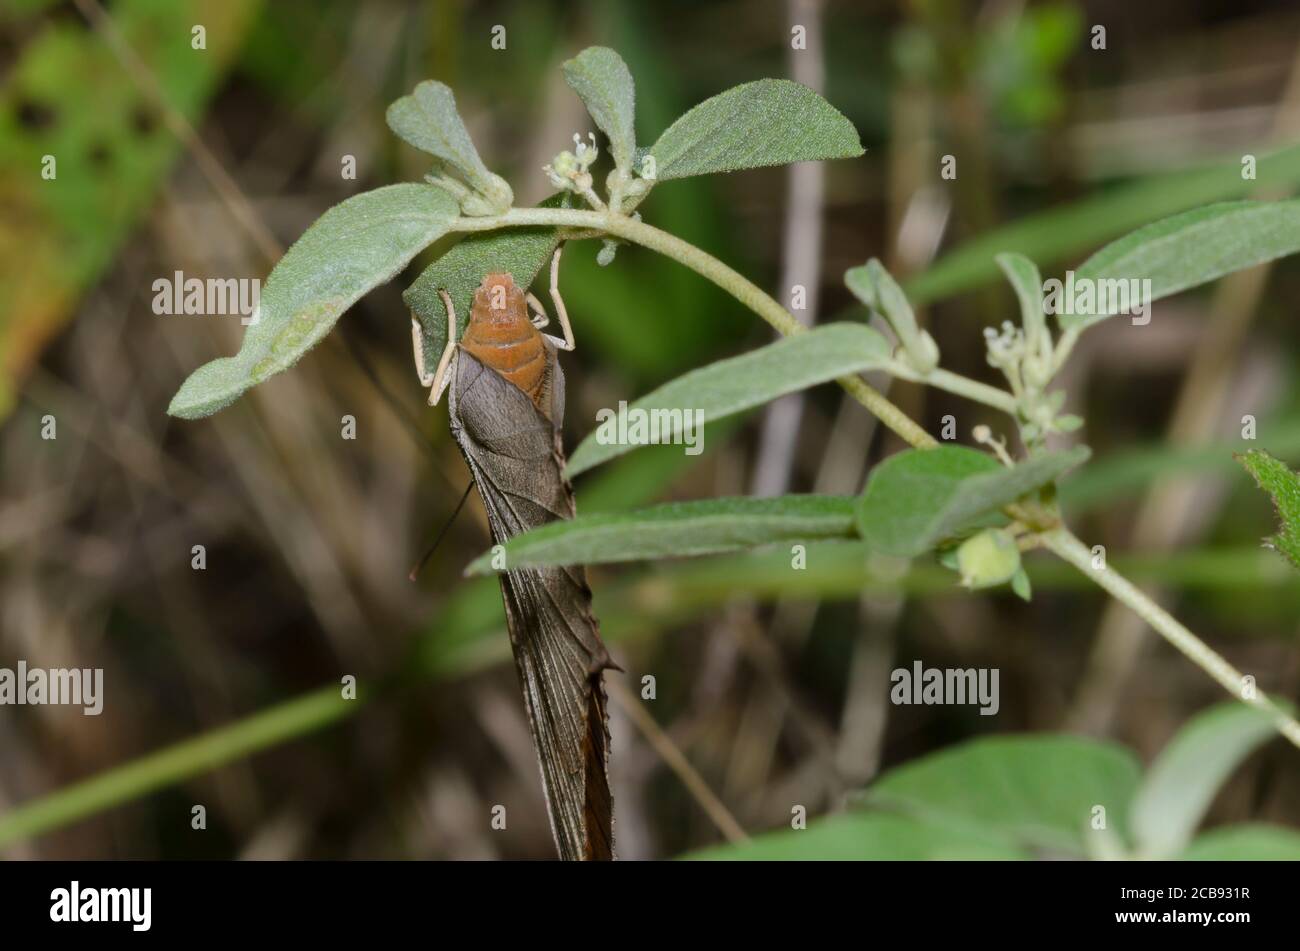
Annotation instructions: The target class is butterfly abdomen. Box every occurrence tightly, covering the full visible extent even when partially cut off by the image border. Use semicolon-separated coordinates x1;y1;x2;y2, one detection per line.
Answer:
461;272;550;409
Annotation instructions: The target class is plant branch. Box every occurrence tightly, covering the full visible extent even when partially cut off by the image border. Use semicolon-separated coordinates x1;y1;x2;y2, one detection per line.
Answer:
1041;526;1300;750
884;362;1020;415
454;209;937;449
455;205;1300;751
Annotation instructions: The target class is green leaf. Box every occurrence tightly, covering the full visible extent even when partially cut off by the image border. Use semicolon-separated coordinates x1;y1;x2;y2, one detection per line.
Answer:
683;812;1025;861
845;258;914;331
565;323;891;477
385;80;512;215
860;735;1142;857
855;445;1090;557
1236;448;1300;570
1061;200;1300;331
643;79;863;182
405;192;572;372
1130;704;1281;859
466;495;856;574
845;258;938;372
995;252;1047;355
1010;566;1032;601
1180;824;1300;861
562;46;636;173
904;143;1300;306
168;184;459;419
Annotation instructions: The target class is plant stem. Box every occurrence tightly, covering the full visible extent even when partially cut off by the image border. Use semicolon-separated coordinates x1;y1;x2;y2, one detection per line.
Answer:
1041;526;1300;750
885;362;1020;415
0;685;356;848
455;209;937;449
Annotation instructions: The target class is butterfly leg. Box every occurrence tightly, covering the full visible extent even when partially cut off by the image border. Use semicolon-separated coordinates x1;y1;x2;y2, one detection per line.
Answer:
525;292;550;330
423;290;458;406
533;244;575;352
411;314;434;386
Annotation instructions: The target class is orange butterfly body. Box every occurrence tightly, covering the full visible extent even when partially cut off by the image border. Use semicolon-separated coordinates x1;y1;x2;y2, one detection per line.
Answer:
460;273;552;411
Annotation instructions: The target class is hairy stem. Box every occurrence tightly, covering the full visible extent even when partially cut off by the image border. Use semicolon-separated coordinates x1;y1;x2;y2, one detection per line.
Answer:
455;209;937;448
884;362;1020;415
1041;527;1300;749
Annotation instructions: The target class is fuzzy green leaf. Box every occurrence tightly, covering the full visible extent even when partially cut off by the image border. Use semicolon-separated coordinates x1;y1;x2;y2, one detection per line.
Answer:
845;257;938;372
1237;449;1300;570
385;80;512;214
903;144;1300;307
859;735;1142;857
995;252;1047;354
405;192;571;373
855;445;1090;557
1181;825;1300;861
643;79;863;182
684;812;1025;861
466;495;856;574
1061;200;1300;331
845;259;914;331
1129;703;1280;860
562;46;637;173
169;184;458;419
565;323;891;477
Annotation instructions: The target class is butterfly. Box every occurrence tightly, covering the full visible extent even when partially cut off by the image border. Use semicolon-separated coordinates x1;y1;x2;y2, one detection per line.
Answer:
413;246;615;860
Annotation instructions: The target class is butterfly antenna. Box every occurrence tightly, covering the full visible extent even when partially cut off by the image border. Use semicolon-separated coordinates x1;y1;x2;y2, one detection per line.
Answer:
409;482;475;581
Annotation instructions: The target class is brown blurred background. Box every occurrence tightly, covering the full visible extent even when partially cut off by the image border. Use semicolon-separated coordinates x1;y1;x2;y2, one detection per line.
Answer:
2;0;1300;859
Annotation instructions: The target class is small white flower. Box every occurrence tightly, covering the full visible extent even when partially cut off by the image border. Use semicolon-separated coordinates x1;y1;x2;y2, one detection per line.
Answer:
572;132;599;171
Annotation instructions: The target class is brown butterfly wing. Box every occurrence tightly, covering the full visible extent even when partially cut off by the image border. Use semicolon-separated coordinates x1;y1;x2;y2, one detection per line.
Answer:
448;346;614;861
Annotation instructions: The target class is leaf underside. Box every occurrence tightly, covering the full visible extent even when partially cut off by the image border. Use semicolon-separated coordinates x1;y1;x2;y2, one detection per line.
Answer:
405;192;572;372
565;323;891;477
168;183;458;419
466;495;856;573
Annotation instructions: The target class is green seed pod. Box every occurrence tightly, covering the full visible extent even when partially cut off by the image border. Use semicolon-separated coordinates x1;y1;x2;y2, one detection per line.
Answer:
955;528;1021;589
